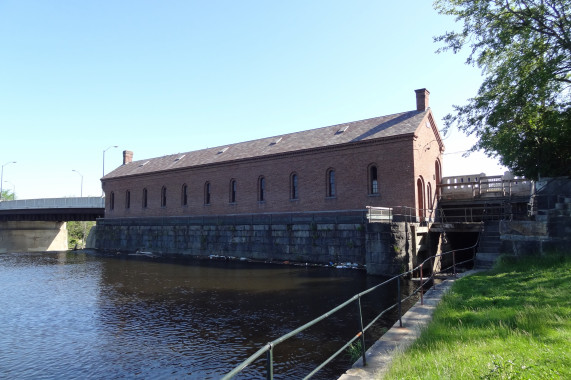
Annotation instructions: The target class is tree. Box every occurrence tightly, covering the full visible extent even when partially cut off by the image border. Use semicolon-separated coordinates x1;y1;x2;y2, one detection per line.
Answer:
434;0;571;179
1;190;15;201
67;221;96;249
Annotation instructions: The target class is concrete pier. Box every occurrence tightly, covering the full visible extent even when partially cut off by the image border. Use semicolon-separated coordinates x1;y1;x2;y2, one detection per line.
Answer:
0;221;68;252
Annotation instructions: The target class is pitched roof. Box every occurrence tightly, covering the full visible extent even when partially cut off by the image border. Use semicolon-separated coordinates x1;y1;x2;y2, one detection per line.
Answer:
104;109;428;179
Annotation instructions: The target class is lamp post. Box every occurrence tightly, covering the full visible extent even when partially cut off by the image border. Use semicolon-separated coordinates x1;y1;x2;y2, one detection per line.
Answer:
72;169;83;197
3;181;15;200
0;161;16;201
102;145;118;196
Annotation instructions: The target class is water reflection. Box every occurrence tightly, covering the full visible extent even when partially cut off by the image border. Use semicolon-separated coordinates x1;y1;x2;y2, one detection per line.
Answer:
0;252;415;379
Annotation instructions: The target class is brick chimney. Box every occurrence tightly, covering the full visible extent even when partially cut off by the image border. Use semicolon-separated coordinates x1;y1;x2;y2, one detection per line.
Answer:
123;150;133;165
415;88;430;111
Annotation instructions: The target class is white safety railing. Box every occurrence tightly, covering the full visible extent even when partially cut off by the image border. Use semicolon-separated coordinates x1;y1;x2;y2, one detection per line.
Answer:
439;172;532;200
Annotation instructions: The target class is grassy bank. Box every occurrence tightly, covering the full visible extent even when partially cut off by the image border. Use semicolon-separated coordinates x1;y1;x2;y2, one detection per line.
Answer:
383;254;571;379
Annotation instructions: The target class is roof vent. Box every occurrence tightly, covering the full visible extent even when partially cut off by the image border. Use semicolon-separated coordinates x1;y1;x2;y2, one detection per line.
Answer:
336;125;349;135
217;147;229;154
139;161;150;167
269;137;282;146
174;154;185;161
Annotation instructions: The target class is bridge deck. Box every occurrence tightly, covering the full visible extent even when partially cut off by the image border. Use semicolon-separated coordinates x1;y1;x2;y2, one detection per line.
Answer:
0;197;104;221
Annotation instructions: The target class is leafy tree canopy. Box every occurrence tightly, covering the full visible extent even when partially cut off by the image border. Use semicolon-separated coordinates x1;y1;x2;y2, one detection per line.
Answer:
434;0;571;179
1;190;15;201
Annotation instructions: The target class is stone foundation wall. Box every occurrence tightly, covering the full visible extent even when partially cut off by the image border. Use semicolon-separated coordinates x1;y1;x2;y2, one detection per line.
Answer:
91;215;421;275
93;215;367;266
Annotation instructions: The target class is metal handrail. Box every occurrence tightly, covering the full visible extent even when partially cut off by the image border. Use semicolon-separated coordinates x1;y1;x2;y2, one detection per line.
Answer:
222;226;483;379
367;204;528;224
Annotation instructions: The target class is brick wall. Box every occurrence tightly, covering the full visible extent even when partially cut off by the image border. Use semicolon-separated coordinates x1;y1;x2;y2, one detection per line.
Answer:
412;113;444;218
104;136;420;218
103;109;444;219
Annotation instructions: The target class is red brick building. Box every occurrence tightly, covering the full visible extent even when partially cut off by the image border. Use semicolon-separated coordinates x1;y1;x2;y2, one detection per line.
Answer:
101;89;444;219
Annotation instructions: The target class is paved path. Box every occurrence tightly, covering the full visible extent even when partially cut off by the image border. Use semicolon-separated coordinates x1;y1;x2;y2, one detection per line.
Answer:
338;270;480;380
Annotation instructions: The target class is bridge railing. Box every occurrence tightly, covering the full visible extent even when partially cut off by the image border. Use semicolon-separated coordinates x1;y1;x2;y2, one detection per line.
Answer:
0;197;104;210
366;203;530;224
366;205;439;223
222;236;481;379
439;174;532;200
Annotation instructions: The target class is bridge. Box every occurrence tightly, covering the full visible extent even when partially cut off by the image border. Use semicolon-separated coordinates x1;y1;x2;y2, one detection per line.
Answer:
0;197;105;221
0;197;105;253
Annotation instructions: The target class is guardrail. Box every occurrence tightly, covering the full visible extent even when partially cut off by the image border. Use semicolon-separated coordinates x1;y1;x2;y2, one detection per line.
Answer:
222;232;482;379
0;197;104;210
366;206;438;223
367;203;532;224
439;175;532;200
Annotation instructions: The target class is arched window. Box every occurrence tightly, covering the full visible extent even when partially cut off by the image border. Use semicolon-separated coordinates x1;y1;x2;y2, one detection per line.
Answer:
142;188;148;208
369;165;379;194
427;182;433;210
181;184;188;206
204;182;211;205
229;179;237;203
417;177;425;220
258;176;265;202
290;173;298;200
161;186;167;207
125;190;131;209
110;192;115;210
435;159;442;196
326;168;336;197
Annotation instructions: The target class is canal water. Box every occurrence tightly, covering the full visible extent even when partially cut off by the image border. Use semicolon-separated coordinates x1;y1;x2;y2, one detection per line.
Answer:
0;251;416;379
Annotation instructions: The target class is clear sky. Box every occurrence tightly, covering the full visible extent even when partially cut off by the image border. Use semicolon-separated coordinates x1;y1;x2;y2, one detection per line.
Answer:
0;0;506;200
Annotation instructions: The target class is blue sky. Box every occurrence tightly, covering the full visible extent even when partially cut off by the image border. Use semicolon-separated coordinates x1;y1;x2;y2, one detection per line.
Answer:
0;1;506;199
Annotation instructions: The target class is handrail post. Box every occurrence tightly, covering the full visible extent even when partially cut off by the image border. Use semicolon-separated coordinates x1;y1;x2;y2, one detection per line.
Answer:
356;296;367;367
266;343;273;380
420;264;424;305
397;276;402;328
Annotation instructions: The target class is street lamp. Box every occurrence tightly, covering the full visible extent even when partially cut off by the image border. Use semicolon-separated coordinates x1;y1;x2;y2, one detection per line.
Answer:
3;181;15;200
0;161;16;201
102;145;118;196
72;169;83;197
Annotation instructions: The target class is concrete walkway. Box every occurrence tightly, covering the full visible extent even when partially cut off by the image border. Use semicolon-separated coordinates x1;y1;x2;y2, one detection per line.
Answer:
338;270;480;380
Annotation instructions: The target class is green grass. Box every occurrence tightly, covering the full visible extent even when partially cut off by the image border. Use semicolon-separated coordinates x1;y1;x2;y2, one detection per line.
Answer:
383;254;571;379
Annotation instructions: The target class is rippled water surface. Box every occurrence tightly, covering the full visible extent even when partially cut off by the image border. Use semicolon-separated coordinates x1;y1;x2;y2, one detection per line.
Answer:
0;252;413;379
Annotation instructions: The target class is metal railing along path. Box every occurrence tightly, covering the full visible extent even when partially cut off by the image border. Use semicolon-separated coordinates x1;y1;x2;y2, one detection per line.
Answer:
222;227;483;379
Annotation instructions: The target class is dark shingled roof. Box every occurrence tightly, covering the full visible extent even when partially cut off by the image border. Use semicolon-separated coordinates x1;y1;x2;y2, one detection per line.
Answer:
104;109;428;179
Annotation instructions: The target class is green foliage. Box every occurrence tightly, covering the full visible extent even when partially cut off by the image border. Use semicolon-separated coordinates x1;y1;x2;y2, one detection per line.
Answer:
0;189;15;200
67;221;95;249
346;340;364;363
384;254;571;379
434;0;571;179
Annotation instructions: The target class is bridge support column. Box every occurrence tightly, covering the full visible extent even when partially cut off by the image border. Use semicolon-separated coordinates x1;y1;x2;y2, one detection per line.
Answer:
0;221;68;253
